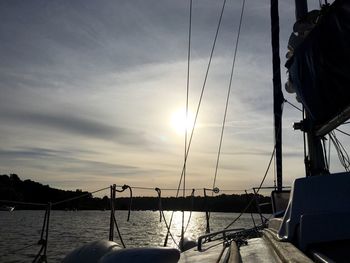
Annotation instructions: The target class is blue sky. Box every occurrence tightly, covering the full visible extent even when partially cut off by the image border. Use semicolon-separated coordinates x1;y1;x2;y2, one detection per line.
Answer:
0;0;347;196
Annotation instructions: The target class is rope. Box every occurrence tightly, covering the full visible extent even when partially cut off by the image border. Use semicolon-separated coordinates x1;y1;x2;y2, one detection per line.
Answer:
43;203;51;260
165;0;228;246
0;200;46;206
328;133;331;170
181;0;193;248
174;0;228;200
329;131;350;171
127;186;133;222
160;210;180;249
109;185;126;248
204;188;211;234
212;0;246;191
33;203;51;263
284;99;350;138
155;187;180;248
32;246;44;263
245;190;257;229
115;185;133;221
302;106;308;175
52;186;110;206
109;186;115;241
111;210;126;248
155;188;163;222
284;99;302;112
223;93;284;229
322;137;329;171
225;143;277;229
336;128;350;137
184;189;195;234
114;185;243;192
285;98;350;172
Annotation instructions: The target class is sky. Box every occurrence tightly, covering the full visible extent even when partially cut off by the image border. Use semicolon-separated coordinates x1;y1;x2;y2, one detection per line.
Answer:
0;0;347;197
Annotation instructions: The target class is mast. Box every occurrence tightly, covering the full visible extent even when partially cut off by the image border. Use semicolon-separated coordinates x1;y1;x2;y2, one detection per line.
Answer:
270;0;283;190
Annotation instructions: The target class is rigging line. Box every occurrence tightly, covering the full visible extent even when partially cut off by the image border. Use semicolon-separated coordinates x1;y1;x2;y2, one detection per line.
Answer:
224;108;284;230
111;208;126;248
160;210;181;249
43;203;51;258
329;132;350;171
175;0;229;199
184;189;195;233
328;133;331;170
156;186;180;248
114;185;244;191
165;0;228;246
183;0;192;199
285;101;350;134
212;0;246;190
284;99;302;112
216;189;246;192
245;189;257;229
331;132;350;171
52;186;110;206
336;128;350;137
0;199;46;206
225;143;276;229
182;0;192;246
322;137;329;170
302;106;308;175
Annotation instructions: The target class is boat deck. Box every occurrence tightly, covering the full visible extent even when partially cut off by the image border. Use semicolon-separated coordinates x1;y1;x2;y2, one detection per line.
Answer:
239;238;281;263
179;228;313;263
179;242;228;263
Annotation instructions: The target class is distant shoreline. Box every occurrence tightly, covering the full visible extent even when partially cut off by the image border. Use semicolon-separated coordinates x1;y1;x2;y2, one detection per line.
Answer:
0;174;272;213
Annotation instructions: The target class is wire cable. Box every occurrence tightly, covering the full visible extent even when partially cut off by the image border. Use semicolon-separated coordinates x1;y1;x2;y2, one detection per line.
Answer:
52;186;110;206
336;128;350;137
164;0;228;246
175;0;228;199
184;189;195;233
225;141;277;229
181;0;193;248
329;131;350;171
284;99;302;112
212;0;246;191
0;200;46;206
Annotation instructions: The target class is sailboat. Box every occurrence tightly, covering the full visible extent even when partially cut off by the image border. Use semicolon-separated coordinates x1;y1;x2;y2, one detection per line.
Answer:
63;0;350;262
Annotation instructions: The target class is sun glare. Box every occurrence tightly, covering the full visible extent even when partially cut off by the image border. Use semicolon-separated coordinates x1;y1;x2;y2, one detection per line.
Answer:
170;108;195;135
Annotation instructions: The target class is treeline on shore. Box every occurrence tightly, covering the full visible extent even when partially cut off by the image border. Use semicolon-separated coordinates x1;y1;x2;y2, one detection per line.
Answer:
0;174;272;213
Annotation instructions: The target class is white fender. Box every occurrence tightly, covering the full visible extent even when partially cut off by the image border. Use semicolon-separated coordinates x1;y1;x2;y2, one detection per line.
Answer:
62;240;121;263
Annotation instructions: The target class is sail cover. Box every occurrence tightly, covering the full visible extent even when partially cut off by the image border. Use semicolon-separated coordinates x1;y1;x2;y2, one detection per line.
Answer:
287;0;350;132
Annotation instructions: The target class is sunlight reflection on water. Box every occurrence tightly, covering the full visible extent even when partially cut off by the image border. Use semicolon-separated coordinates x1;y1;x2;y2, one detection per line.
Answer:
0;210;264;262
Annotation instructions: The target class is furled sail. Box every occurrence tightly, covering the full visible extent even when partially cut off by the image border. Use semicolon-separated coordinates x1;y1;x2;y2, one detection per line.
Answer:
286;0;350;135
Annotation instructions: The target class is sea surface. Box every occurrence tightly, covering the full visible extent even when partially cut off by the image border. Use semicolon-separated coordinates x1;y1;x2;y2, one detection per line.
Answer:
0;210;264;262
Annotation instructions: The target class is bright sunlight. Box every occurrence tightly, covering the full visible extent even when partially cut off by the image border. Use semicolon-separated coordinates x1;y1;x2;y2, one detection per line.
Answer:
170;108;195;135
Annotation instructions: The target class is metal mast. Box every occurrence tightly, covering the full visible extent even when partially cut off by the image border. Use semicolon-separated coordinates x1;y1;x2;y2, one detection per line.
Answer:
270;0;284;190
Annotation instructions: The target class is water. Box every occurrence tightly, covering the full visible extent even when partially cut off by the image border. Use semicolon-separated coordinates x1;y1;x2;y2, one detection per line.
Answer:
0;210;263;262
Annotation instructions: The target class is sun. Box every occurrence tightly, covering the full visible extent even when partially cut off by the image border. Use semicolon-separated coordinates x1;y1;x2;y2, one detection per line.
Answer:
170;108;195;135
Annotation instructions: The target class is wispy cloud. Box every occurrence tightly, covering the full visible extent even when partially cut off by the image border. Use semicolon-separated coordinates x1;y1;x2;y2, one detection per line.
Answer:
1;0;338;194
1;110;146;145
